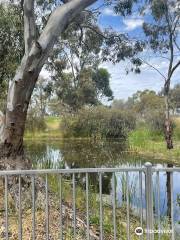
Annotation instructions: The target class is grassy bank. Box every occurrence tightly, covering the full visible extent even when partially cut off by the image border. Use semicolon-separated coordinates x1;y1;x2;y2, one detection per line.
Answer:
128;121;180;163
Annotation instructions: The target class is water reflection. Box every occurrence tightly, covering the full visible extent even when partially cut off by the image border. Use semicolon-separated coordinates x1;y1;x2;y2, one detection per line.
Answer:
25;139;149;169
25;139;180;224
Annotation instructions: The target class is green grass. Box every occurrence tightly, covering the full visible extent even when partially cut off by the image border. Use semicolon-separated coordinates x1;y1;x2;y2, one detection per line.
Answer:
128;120;180;163
45;116;61;130
174;117;180;140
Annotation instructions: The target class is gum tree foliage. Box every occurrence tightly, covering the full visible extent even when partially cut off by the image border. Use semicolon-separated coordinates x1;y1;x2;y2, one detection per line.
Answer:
46;13;114;111
53;67;113;112
45;5;145;111
0;4;24;110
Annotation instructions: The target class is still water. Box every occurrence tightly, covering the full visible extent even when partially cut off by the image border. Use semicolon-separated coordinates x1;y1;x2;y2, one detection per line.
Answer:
25;139;180;224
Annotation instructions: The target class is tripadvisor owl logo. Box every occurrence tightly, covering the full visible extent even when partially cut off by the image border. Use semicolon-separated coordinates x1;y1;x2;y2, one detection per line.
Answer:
135;227;143;236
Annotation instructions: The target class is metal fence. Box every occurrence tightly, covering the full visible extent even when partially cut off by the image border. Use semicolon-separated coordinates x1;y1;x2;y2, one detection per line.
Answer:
0;162;180;240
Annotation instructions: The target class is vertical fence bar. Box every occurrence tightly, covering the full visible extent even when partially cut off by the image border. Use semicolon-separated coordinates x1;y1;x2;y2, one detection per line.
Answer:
45;174;49;240
145;162;154;240
86;173;90;240
126;172;130;240
170;172;174;240
18;175;22;240
59;174;63;240
32;175;35;240
156;172;160;240
99;172;103;240
72;173;76;239
139;171;143;227
4;175;8;240
112;172;116;240
139;171;143;240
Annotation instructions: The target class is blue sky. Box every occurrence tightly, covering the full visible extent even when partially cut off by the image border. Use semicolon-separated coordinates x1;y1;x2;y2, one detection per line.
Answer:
89;0;180;100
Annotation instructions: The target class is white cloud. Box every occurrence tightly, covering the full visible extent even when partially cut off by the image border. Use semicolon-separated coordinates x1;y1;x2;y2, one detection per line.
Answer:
123;18;144;31
102;7;117;17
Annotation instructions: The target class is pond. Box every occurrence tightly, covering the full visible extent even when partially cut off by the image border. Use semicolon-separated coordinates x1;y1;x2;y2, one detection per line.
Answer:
25;139;180;226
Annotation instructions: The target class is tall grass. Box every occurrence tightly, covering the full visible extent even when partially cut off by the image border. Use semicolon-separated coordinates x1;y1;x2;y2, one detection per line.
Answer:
128;122;180;162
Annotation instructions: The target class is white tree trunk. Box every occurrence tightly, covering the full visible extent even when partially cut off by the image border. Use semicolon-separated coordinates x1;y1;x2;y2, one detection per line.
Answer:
0;0;97;160
0;111;5;143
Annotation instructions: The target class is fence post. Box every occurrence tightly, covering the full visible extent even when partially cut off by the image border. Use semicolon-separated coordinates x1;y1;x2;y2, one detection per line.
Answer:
145;162;154;240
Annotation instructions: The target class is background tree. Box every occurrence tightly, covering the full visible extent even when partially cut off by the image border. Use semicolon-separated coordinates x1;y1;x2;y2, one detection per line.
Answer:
169;84;180;115
0;3;24;110
29;76;52;117
110;0;180;149
142;0;180;149
47;13;113;111
112;90;165;132
53;68;113;112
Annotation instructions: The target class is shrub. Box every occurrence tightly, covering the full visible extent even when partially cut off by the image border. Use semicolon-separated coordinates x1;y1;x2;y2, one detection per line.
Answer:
25;111;46;132
173;117;180;141
60;106;136;139
144;110;165;133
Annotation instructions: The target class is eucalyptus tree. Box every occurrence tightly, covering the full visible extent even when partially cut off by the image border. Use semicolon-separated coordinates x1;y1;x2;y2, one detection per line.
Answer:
48;14;113;111
0;0;98;161
48;4;144;111
110;0;180;149
142;0;180;149
53;68;113;112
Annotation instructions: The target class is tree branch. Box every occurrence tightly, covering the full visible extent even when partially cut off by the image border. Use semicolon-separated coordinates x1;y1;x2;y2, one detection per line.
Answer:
174;38;180;52
139;58;166;80
63;49;77;85
38;0;97;54
61;0;74;2
170;60;180;78
164;3;174;81
23;0;36;54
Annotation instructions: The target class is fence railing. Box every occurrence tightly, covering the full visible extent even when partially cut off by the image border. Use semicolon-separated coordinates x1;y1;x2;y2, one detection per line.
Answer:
0;162;180;240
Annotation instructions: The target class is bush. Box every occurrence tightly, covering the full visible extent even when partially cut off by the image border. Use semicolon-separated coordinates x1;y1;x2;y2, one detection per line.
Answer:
173;117;180;141
60;106;136;139
144;110;165;133
25;111;47;132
